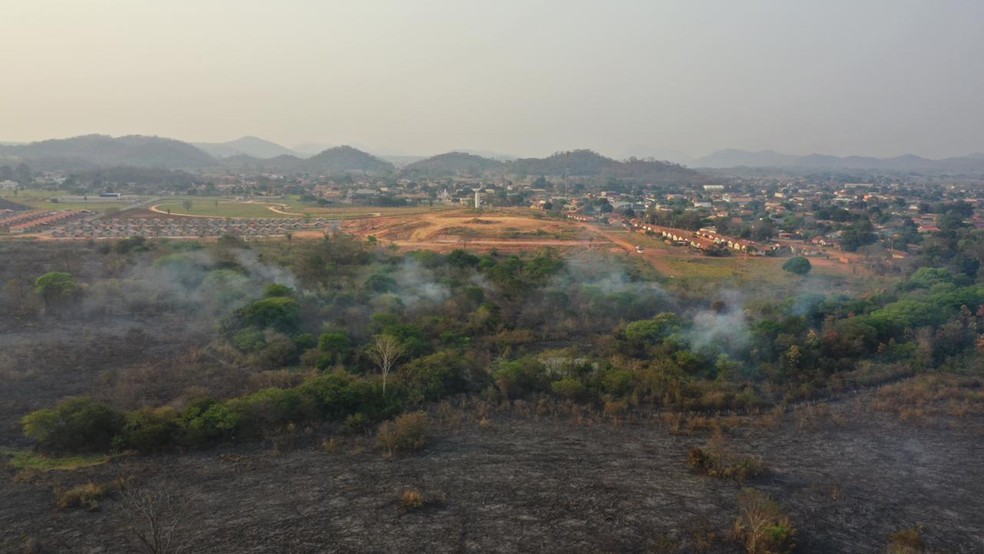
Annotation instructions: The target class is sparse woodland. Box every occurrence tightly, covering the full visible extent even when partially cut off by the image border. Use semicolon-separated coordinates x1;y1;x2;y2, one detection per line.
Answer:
2;234;983;552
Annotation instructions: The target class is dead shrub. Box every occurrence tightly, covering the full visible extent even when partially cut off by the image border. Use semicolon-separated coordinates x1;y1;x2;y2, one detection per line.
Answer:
732;489;795;554
400;488;425;510
376;412;429;456
888;526;925;554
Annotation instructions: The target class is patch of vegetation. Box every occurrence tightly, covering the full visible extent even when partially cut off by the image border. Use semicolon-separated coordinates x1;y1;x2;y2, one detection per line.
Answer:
688;445;766;484
1;448;112;472
732;489;796;554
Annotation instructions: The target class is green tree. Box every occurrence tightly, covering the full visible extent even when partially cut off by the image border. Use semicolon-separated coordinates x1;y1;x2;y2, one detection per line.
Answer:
22;397;124;452
34;271;79;313
782;256;812;276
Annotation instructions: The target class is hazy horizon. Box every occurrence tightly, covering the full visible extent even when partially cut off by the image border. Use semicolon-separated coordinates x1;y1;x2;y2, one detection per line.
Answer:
3;1;983;160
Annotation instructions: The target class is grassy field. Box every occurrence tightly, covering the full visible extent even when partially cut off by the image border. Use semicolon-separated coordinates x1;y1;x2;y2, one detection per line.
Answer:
152;197;449;220
663;253;889;298
152;198;298;218
0;190;145;213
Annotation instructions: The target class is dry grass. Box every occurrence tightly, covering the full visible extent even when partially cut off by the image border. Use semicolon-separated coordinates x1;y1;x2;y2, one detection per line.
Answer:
887;526;925;554
873;374;984;422
55;480;122;511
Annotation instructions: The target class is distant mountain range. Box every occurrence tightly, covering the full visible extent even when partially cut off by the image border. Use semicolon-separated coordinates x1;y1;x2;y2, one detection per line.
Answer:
193;136;298;159
694;149;984;173
10;133;981;179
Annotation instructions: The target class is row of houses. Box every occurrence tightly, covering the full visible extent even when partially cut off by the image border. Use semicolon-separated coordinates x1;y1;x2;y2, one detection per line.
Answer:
630;220;776;256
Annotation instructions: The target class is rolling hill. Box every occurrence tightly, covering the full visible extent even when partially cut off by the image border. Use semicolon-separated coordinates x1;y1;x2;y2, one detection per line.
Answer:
0;135;216;170
306;146;394;174
401;152;505;178
511;149;699;183
194;136;298;159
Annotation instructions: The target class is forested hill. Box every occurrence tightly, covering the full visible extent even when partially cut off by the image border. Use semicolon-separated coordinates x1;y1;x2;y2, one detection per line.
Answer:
511;149;701;183
401;152;505;178
306;146;395;174
0;135;216;170
194;136;298;159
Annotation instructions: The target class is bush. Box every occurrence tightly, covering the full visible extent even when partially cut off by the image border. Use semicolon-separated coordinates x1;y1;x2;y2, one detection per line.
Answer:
179;399;240;445
550;377;588;401
781;256;811;276
119;407;180;452
22;397;125;453
493;358;548;399
231;328;267;352
400;350;469;402
689;447;765;484
376;412;429;456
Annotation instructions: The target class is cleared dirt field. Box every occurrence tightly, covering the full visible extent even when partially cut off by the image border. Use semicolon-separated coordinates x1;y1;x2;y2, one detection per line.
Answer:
342;209;599;253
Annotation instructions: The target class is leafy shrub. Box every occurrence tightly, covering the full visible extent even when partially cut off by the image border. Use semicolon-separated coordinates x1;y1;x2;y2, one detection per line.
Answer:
22;397;124;453
229;387;318;437
550;377;588;402
119;407;180;453
376;412;429;456
400;350;469;402
179;399;240;445
781;256;811;276
493;358;548;399
231;328;267;352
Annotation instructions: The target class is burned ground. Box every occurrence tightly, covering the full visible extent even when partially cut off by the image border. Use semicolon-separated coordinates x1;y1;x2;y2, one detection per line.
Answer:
2;399;983;553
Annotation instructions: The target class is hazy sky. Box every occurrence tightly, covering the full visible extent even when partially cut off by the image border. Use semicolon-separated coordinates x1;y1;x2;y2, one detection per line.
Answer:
3;1;983;159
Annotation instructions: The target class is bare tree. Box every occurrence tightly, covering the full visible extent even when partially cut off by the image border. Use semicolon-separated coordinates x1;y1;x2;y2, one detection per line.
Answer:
122;482;195;554
367;334;405;395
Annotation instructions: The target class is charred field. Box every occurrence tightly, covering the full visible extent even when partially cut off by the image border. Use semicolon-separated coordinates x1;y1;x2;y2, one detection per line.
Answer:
3;236;984;552
3;400;984;553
